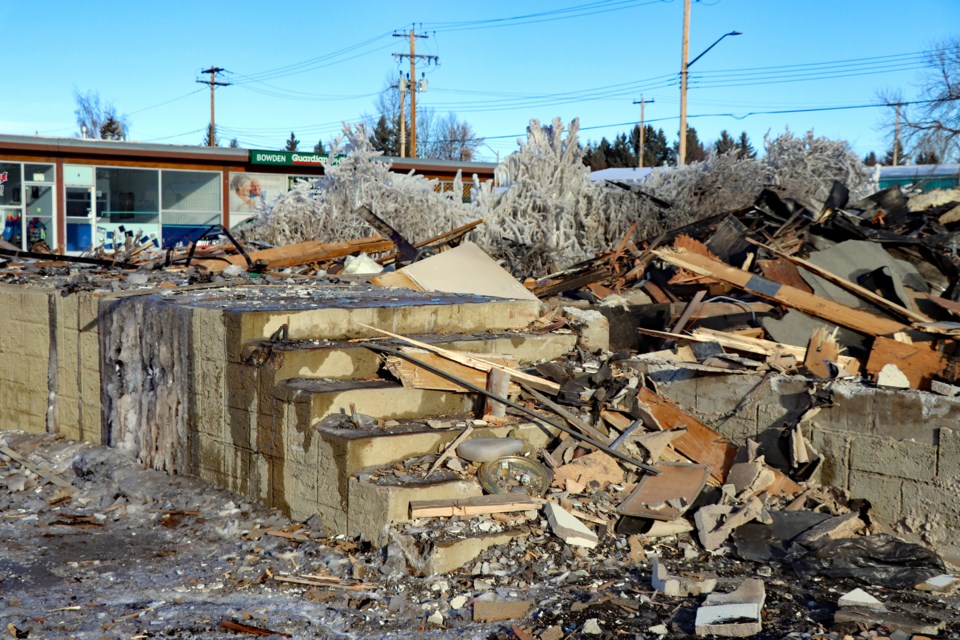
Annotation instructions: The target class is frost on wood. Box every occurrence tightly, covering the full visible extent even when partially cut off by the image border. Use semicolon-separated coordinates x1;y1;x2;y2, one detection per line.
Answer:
241;123;476;248
100;295;191;474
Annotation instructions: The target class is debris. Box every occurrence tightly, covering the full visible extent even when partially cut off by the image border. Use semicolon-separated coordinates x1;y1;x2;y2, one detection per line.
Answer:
372;242;539;302
650;555;717;597
409;494;542;518
472;599;534;622
427;426;476;475
915;574;960;593
543;501;598;549
695;578;766;637
219;619;292;638
837;588;884;609
456;436;522;463
386;348;520;393
553;450;625;490
617;463;708;520
792;534;946;588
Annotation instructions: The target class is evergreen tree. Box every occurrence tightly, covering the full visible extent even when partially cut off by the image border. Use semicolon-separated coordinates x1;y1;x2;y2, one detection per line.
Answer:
609;133;635;167
864;151;878;166
916;148;941;164
284;132;300;152
313;139;326;154
715;130;737;155
229;138;239;148
644;127;675;167
369;114;399;156
675;127;707;163
737;132;757;159
202;124;218;147
882;140;906;165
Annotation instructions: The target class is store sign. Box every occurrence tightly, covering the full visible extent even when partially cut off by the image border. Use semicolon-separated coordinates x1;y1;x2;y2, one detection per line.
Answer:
249;150;343;167
0;171;7;197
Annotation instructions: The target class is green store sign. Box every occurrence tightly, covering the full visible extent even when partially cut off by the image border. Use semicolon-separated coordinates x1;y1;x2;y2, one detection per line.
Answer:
249;150;343;166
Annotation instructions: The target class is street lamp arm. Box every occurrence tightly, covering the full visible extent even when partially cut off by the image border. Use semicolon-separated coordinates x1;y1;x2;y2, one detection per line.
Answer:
686;30;742;69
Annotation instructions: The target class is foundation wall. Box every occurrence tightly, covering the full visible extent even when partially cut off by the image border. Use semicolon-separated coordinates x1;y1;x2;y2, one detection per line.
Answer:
0;285;102;443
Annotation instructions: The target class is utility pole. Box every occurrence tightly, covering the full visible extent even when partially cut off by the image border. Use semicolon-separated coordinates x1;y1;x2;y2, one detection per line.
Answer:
632;96;655;168
397;75;408;157
197;67;230;147
393;27;438;158
893;102;901;166
678;0;691;166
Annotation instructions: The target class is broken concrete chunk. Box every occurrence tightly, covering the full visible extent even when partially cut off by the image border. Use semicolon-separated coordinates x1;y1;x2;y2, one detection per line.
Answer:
456;438;524;463
543;501;598;549
877;363;911;388
694;602;762;637
838;587;884;609
472;599;533;622
703;579;766;607
561;306;610;352
915;574;960;592
930;380;960;397
794;511;865;546
726;458;775;497
651;555;717;597
553;450;625;489
582;618;602;635
646;518;695;537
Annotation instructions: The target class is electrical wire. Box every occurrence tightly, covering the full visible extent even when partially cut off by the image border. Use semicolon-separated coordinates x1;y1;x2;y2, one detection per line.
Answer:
422;0;673;33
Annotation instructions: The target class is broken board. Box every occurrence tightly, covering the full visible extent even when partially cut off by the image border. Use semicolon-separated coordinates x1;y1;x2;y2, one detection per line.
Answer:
617;463;709;521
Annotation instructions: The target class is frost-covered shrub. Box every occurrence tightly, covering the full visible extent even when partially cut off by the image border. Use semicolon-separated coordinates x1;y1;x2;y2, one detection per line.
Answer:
242;123;476;247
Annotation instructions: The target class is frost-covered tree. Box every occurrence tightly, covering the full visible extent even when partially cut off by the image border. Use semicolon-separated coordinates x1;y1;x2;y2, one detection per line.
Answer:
763;129;871;203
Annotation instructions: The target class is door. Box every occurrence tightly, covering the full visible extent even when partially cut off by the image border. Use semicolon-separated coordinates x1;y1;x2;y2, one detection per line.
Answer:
24;183;54;251
66;186;95;252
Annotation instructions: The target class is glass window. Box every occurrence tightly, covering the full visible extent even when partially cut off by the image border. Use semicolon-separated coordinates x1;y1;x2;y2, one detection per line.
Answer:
24;163;54;183
0;162;22;206
160;170;221;248
95;167;159;223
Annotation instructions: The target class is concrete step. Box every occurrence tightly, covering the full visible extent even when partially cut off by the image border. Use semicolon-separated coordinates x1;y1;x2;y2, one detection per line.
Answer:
220;284;541;363
245;330;578;383
277;378;478;424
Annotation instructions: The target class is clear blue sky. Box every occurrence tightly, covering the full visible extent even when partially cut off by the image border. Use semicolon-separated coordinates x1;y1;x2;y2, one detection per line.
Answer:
5;0;958;162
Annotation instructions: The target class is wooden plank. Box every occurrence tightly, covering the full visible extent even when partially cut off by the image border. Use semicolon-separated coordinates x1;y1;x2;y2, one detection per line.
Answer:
359;324;560;394
426;426;475;477
0;445;72;489
653;248;907;337
385;348;519;393
804;327;840;378
865;336;955;389
409;494;542;518
747;238;934;324
636;387;738;485
758;258;813;293
617;463;709;520
198;236;394;272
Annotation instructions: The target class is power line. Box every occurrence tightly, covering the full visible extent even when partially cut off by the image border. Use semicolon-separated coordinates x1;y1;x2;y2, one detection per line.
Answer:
423;0;673;33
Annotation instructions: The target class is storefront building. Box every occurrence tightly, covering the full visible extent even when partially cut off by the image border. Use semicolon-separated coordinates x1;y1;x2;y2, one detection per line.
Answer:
0;135;495;254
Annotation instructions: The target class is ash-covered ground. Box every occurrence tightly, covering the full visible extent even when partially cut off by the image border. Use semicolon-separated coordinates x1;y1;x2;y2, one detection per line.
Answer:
1;431;958;640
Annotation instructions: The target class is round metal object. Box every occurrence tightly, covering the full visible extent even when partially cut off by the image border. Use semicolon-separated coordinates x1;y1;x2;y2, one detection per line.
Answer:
478;455;553;497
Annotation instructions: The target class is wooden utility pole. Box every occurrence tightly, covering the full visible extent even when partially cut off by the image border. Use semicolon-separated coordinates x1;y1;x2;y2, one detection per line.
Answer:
399;76;407;157
197;67;230;147
632;96;655;168
678;0;691;166
893;102;901;166
393;28;438;159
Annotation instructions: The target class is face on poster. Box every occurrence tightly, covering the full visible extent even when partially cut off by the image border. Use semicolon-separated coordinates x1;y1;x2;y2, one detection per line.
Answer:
228;172;289;214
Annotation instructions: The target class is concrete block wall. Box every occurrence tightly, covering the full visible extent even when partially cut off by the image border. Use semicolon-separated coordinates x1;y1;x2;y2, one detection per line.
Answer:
647;366;960;565
0;285;102;443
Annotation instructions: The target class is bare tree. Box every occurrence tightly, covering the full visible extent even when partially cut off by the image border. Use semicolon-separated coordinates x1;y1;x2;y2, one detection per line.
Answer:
74;89;129;139
899;39;960;162
424;112;480;161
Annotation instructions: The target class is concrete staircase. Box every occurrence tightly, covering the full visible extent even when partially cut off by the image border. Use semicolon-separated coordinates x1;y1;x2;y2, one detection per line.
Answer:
176;284;577;543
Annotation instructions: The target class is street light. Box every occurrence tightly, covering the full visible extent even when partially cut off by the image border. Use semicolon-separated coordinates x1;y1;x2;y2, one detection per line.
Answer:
678;0;741;165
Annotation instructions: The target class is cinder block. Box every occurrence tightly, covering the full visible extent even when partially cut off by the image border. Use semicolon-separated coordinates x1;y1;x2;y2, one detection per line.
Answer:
938;428;960;478
807;427;851;489
818;383;876;434
848;470;902;523
900;478;960;531
873;390;937;444
850;434;937;481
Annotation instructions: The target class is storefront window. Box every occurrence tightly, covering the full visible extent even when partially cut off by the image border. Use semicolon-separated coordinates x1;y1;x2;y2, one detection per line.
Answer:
95;167;160;248
1;162;24;249
160;170;220;248
24;163;54;183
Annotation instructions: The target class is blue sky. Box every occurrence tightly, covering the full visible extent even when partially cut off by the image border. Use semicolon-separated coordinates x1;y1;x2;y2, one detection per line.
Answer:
5;0;958;162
